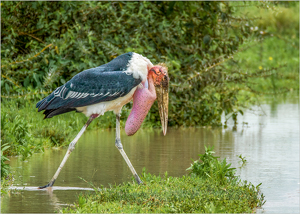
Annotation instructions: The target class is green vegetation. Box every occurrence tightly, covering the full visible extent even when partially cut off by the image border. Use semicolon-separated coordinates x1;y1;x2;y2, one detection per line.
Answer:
1;143;10;178
61;147;265;213
1;143;12;195
187;146;236;185
238;154;247;167
228;1;299;95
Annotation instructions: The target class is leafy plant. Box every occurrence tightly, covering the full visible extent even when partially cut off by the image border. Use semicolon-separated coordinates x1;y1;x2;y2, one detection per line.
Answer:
1;103;45;160
187;146;236;185
238;154;247;167
1;143;10;178
8;115;35;160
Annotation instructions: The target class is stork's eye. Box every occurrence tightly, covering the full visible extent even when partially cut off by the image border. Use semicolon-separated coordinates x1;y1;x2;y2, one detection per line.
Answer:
150;68;161;76
150;68;156;74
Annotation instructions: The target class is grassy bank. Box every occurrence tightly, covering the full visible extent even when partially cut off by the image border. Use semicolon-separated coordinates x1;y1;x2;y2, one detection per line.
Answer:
61;147;265;213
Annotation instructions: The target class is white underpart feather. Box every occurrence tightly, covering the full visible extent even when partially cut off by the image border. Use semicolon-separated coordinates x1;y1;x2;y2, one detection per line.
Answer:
124;53;153;81
76;86;137;117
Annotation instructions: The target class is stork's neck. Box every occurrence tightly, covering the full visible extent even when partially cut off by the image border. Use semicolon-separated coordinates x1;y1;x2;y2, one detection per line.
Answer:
125;75;156;136
125;53;153;81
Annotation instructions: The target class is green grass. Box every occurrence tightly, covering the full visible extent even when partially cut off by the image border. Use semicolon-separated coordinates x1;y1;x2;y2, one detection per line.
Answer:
1;143;10;178
221;35;299;112
232;36;298;92
0;142;13;195
233;1;299;36
61;147;265;213
220;2;299;110
230;2;299;94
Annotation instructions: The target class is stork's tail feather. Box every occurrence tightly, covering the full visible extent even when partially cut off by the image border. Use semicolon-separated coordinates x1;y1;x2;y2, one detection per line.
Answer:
36;91;75;119
36;92;55;110
36;97;50;112
36;99;44;109
43;108;76;119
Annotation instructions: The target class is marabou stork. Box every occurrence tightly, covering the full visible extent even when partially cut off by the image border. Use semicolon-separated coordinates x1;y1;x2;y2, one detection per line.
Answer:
36;52;169;188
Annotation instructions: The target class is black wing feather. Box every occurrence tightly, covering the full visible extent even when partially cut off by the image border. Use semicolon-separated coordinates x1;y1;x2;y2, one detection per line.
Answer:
37;71;141;117
37;53;142;119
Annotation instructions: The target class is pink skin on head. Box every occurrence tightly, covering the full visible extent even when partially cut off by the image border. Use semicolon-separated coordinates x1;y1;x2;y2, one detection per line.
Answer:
125;75;156;136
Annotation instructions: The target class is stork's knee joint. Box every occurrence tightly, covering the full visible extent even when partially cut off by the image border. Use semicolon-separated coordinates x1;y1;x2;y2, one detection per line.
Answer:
115;139;123;150
68;142;76;152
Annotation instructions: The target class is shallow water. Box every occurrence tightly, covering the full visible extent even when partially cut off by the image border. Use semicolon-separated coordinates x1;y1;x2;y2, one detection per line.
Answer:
2;99;299;213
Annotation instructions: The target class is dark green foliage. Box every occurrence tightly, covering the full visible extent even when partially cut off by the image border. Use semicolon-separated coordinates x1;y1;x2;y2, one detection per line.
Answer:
62;149;265;213
2;1;261;127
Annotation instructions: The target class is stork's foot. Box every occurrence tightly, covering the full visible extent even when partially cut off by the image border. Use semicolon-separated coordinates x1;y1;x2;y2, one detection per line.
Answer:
134;175;143;185
38;179;55;189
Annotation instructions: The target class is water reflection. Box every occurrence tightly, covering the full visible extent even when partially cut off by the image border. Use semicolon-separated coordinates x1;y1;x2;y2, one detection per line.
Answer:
222;103;300;214
2;101;299;213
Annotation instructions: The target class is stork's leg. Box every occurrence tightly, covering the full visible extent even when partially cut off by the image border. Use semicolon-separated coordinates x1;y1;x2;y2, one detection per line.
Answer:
115;113;143;184
38;114;98;189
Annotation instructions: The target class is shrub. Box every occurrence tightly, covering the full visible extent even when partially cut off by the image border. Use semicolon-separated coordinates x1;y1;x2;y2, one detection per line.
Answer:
187;146;236;185
2;1;265;127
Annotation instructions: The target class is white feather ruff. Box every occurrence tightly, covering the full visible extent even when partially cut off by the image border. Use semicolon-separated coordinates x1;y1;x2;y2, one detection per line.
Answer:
124;53;153;81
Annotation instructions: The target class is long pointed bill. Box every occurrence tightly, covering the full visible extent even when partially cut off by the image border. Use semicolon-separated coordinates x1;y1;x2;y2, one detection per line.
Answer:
155;74;169;136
